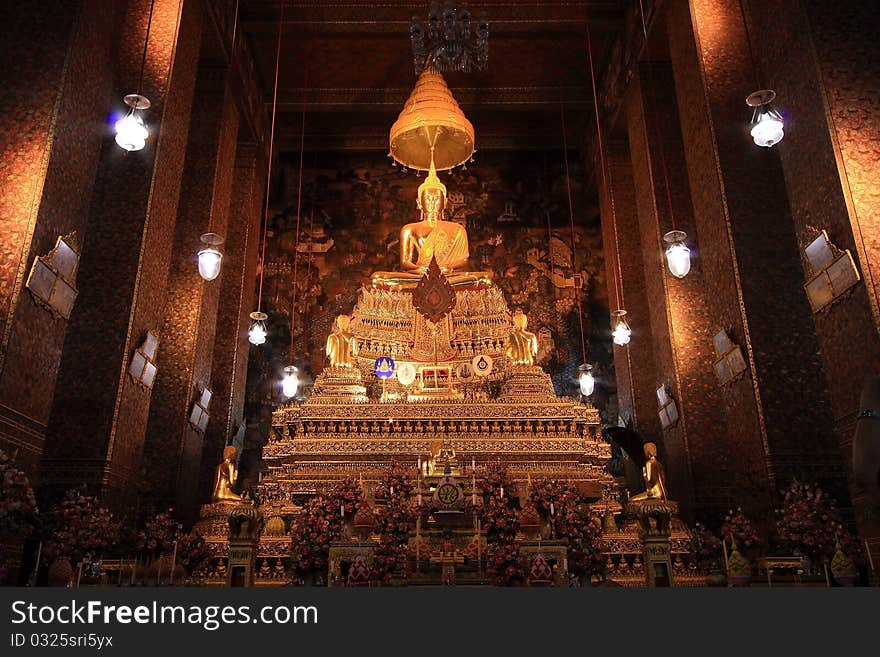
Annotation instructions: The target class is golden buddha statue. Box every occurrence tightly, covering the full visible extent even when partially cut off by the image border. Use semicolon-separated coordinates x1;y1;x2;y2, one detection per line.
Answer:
506;309;539;366
371;162;492;290
212;445;243;503
325;314;358;367
629;442;668;501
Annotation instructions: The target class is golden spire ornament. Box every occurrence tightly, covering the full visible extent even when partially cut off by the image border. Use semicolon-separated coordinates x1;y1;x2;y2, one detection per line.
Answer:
389;67;474;172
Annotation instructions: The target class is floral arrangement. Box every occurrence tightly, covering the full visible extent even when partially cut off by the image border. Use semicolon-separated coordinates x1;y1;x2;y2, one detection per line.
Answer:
290;478;362;577
775;480;860;567
0;449;38;538
528;478;604;581
480;465;524;585
42;490;122;565
371;462;418;583
136;509;209;574
720;507;762;558
689;522;723;571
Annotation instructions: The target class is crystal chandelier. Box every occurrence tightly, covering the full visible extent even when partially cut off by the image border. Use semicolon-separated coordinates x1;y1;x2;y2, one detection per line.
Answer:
410;1;489;76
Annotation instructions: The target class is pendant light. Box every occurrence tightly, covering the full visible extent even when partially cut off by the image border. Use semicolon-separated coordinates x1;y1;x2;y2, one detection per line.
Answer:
280;365;299;398
250;0;284;347
115;0;156;151
561;100;594;400
578;363;595;397
248;311;268;345
197;232;224;281
279;18;309;400
747;90;784;147
663;232;691;279
637;1;693;279
611;310;632;346
738;0;784;148
586;6;633;348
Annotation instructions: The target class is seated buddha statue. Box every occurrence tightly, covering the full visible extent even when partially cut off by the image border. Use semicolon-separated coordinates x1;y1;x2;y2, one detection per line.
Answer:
325;313;358;367
211;445;243;503
371;162;493;290
629;442;668;501
506;309;539;366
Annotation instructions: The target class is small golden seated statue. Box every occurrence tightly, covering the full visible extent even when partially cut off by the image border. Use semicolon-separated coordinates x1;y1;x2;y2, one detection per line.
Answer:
325;314;358;367
211;445;243;503
506;309;539;366
371;162;492;290
629;442;668;501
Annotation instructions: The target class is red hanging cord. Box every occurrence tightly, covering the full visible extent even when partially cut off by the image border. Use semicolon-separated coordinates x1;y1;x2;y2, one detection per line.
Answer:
256;0;285;314
637;0;675;230
288;65;308;362
560;100;588;364
586;3;623;311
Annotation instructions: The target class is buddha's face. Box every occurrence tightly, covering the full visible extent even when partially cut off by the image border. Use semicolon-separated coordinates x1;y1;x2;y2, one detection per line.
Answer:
513;310;527;330
643;442;657;459
336;314;350;331
420;187;445;224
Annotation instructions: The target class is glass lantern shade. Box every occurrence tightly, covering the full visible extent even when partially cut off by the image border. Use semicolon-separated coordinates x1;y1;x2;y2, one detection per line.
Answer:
578;364;595;397
114;94;151;152
248;311;268;345
747;90;784;148
611;309;631;346
663;230;691;278
281;365;299;398
197;233;224;281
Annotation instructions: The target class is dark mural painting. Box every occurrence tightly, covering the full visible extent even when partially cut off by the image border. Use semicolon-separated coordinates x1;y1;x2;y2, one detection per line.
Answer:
243;149;617;464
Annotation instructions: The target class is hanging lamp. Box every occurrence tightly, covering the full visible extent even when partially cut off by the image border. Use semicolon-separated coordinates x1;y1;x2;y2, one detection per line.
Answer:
115;0;156;151
746;90;784;147
611;310;632;346
585;7;633;348
280;365;299;398
663;230;691;278
560;99;594;400
578;363;595;397
279;29;309;401
197;232;224;281
249;0;284;347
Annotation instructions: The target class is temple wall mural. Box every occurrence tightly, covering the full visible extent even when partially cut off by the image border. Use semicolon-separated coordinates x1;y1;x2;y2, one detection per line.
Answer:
244;150;617;456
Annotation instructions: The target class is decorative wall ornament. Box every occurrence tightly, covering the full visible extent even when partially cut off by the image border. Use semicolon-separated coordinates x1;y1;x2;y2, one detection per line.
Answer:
412;256;457;324
801;230;860;313
128;331;159;389
712;330;748;385
25;233;80;319
189;387;212;433
656;384;679;429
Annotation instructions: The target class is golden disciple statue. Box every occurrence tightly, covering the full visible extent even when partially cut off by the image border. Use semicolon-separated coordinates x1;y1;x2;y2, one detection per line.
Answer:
506;309;538;366
326;314;358;367
629;442;668;501
371;162;493;290
212;445;243;503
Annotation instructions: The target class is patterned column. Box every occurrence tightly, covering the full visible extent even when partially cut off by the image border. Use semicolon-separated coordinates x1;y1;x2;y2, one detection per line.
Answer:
597;139;664;467
624;64;734;514
141;65;240;521
198;143;264;505
0;0;115;478
40;0;203;511
666;0;845;515
746;0;880;559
